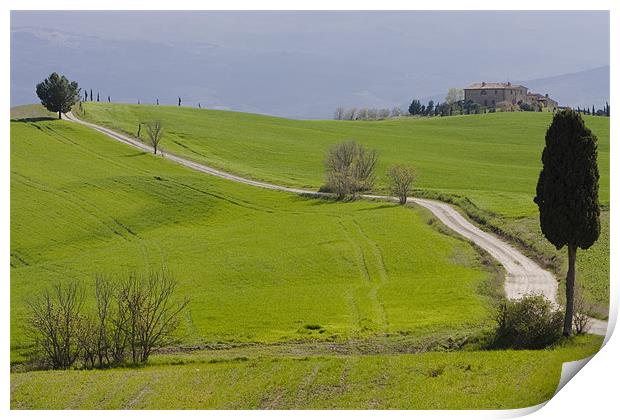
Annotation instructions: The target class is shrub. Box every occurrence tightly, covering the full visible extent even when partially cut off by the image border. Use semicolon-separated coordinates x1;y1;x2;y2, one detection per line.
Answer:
495;101;515;112
324;141;378;199
492;294;563;349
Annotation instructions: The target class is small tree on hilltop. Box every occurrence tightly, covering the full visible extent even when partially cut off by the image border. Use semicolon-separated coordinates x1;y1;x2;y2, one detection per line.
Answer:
145;121;165;155
35;72;80;119
534;109;600;336
387;165;416;205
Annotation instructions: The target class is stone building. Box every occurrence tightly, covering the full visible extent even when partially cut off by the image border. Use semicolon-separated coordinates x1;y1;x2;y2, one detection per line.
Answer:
464;81;558;110
525;92;559;110
464;82;528;108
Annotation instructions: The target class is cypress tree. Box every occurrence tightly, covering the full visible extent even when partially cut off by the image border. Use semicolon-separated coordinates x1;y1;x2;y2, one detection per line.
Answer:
427;100;434;116
97;92;100;102
90;89;93;102
178;97;181;107
534;109;600;336
108;95;110;102
408;99;421;115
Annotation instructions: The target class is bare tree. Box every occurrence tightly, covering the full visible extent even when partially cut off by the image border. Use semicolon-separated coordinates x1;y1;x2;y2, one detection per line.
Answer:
378;108;391;120
28;282;85;369
387;165;416;205
445;87;464;105
573;282;591;334
356;108;369;120
334;107;345;120
367;108;378;120
343;108;357;121
391;107;403;117
324;141;378;199
78;315;99;369
118;270;189;364
145;121;164;155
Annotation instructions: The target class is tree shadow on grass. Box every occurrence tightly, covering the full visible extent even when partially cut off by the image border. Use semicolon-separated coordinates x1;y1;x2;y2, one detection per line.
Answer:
11;117;57;123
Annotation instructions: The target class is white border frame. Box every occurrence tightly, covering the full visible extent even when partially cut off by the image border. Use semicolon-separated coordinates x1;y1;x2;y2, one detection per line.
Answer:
3;2;616;419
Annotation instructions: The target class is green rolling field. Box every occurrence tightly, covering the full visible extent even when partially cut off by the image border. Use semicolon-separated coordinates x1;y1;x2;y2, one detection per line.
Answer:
10;118;497;360
76;103;610;315
9;107;607;409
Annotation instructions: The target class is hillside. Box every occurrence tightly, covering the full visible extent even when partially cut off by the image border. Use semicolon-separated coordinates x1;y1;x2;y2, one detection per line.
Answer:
9;110;606;409
11;118;497;361
77;104;610;316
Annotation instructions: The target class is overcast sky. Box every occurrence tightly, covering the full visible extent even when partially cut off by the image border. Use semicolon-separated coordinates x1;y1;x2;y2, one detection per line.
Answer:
12;11;609;64
11;11;610;117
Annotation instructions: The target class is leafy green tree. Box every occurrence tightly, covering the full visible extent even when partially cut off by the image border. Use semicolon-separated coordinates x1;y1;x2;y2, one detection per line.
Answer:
35;73;80;120
534;109;600;336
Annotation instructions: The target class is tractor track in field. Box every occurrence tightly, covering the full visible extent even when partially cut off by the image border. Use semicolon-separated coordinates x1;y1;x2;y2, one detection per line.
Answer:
64;111;608;336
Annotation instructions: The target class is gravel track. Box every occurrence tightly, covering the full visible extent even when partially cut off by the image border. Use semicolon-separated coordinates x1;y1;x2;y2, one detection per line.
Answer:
64;112;607;336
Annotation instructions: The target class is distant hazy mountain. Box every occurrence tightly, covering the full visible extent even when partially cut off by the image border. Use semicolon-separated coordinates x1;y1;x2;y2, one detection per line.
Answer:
11;25;609;119
517;66;609;109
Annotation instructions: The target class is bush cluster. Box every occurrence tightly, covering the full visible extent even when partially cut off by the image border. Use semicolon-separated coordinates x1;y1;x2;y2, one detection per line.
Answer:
492;294;563;350
28;270;188;370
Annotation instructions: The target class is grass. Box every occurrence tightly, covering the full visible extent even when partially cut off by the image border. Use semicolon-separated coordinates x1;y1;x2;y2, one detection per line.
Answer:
77;103;610;314
11;118;497;362
10;335;603;409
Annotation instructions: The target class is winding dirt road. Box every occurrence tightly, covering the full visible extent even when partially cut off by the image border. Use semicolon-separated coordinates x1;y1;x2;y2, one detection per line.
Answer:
64;112;607;335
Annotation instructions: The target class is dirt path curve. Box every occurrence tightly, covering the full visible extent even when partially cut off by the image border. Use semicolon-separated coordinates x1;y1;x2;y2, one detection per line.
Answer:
64;112;607;336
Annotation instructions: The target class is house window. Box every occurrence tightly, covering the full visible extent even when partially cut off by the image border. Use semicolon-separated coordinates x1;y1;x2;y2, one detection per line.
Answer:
492;100;495;105
494;90;497;95
484;100;488;106
481;90;487;95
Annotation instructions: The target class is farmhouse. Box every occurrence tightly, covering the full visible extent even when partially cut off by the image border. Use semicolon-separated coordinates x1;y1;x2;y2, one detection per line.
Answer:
525;92;559;110
464;82;558;110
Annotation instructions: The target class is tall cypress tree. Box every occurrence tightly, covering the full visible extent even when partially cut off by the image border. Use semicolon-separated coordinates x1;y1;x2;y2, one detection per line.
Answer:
534;109;600;336
408;99;421;115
